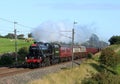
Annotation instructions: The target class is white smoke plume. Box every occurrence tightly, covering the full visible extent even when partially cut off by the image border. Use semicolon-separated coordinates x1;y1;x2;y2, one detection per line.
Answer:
32;21;95;43
75;24;96;43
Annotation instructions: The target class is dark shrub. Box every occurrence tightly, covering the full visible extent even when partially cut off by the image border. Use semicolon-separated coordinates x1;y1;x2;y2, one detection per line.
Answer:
18;47;28;61
0;53;14;65
87;53;93;59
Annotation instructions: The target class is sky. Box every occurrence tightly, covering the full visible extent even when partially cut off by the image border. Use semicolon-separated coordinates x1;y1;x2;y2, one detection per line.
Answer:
0;0;120;43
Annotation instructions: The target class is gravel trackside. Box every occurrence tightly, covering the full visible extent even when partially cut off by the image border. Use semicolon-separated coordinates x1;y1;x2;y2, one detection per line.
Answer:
0;60;81;84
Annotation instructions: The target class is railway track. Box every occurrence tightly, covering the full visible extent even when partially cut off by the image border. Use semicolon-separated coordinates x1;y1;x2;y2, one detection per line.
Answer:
0;59;82;78
0;67;31;78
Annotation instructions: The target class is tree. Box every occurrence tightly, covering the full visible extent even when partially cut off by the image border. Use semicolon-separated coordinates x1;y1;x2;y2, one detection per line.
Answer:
28;33;32;38
17;34;24;39
109;36;120;45
4;33;14;39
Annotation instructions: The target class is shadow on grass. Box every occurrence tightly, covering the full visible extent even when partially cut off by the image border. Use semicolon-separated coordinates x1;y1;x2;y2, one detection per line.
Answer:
89;63;103;72
61;67;71;70
90;63;117;75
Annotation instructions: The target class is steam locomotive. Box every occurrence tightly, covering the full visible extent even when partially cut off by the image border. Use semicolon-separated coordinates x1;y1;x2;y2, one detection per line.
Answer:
25;42;98;68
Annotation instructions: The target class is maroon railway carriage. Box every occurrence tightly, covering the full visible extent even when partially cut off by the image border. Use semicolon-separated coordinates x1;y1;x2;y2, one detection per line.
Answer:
59;45;87;61
86;48;99;54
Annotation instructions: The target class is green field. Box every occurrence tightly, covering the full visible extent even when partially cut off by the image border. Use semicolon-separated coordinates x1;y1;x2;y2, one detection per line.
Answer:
0;38;33;54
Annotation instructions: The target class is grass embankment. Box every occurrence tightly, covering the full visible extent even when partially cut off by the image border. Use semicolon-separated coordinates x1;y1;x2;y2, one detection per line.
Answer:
29;59;98;84
94;44;120;74
0;38;32;54
112;45;120;74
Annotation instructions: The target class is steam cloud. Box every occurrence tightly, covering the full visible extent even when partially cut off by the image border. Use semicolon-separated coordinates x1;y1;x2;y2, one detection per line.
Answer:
32;21;95;43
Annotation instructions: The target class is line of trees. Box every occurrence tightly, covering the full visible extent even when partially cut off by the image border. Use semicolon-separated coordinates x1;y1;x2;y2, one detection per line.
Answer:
1;32;120;45
0;33;32;39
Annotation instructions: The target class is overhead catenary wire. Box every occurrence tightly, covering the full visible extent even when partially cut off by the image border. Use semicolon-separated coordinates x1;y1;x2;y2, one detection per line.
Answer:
0;18;14;23
0;17;59;35
0;17;34;29
0;18;34;37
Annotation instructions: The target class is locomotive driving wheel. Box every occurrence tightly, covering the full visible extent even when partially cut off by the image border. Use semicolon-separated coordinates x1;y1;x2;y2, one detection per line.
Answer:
41;57;51;67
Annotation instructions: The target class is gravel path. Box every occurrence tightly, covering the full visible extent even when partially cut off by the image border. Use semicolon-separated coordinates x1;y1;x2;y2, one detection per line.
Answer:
0;60;81;84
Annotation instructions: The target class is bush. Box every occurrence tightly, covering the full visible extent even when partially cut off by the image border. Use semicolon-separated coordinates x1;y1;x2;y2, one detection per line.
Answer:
87;53;93;59
0;53;14;65
18;47;28;61
99;48;118;67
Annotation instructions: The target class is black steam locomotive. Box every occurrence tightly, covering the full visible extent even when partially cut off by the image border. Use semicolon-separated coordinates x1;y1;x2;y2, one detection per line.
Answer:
25;42;60;68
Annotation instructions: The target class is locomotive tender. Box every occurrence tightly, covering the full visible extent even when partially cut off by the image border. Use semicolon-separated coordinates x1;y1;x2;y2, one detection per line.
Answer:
25;42;98;68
